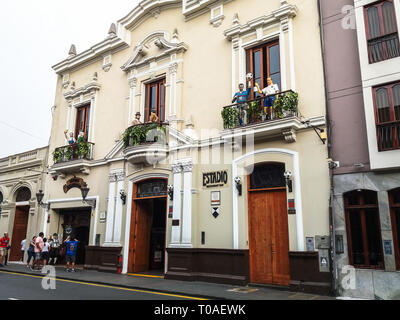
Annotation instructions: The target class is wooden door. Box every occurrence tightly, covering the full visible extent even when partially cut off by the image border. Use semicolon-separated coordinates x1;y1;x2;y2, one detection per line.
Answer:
248;189;290;286
9;206;29;261
132;200;153;272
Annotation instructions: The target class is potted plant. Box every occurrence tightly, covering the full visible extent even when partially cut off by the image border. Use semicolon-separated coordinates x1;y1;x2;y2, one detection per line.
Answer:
221;107;239;129
274;91;299;119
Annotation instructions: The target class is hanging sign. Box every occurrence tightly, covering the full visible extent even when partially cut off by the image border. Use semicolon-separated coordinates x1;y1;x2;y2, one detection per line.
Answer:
203;171;228;188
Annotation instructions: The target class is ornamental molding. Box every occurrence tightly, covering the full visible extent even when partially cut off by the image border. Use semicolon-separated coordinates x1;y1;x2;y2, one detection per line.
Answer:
282;128;297;143
121;31;188;72
109;169;125;182
64;82;101;101
223;3;297;41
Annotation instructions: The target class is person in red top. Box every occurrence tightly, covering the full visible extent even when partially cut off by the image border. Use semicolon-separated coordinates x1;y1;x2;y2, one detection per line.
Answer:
0;232;10;267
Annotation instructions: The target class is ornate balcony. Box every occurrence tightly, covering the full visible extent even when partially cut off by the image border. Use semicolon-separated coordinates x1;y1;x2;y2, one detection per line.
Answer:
221;90;302;142
122;122;169;165
50;141;94;175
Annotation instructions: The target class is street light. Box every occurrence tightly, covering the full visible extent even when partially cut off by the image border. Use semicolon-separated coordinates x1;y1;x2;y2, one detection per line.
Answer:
81;186;96;208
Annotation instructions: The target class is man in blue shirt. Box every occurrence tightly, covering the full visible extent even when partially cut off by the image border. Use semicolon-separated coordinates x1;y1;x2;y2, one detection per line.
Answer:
64;235;79;272
232;79;252;126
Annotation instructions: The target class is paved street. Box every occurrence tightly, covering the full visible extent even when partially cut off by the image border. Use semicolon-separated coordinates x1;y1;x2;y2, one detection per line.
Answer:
0;270;206;300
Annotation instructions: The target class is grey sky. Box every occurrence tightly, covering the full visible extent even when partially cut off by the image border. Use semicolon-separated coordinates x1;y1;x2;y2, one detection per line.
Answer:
0;0;138;158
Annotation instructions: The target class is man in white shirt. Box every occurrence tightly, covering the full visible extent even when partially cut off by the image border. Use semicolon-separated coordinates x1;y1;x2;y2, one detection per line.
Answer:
255;77;280;120
20;239;26;262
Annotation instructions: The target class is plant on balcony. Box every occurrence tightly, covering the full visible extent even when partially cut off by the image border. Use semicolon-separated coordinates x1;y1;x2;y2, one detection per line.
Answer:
123;123;167;147
221;107;239;129
247;100;263;124
77;141;91;159
64;145;74;161
52;149;63;163
274;91;299;119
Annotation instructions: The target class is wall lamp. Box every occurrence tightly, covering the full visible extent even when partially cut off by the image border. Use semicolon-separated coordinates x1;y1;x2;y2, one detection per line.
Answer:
119;190;127;205
35;190;50;210
81;186;96;208
301;120;327;144
167;185;174;201
234;177;242;196
284;171;293;193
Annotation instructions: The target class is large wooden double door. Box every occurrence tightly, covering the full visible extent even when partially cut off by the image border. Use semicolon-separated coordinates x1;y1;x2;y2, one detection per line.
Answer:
248;189;290;286
9;206;29;261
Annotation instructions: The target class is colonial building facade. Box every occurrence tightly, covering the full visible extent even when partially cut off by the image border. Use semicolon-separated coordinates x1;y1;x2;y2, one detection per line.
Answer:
39;0;331;294
0;147;48;261
320;0;400;299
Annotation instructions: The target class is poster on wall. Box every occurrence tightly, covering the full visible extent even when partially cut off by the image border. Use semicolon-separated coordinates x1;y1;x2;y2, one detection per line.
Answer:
211;191;221;206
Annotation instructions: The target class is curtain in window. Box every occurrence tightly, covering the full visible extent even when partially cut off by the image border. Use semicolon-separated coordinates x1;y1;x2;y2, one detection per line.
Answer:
393;85;400;120
376;88;390;122
367;7;381;38
382;2;396;34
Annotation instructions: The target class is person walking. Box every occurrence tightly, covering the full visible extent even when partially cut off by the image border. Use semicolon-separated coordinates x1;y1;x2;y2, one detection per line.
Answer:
21;238;26;262
64;235;79;272
0;232;10;267
32;232;44;271
48;233;60;265
26;236;36;268
41;238;50;267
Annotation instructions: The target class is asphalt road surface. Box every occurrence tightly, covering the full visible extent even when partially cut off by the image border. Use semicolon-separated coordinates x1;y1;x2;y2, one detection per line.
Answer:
0;270;206;300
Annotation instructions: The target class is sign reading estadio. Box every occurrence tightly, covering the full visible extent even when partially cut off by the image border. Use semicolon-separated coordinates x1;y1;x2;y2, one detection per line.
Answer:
202;171;228;188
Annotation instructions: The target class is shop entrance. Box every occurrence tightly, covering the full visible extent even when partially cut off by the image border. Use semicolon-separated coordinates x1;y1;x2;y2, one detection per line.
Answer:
59;208;91;265
129;179;167;274
9;206;29;261
248;163;290;286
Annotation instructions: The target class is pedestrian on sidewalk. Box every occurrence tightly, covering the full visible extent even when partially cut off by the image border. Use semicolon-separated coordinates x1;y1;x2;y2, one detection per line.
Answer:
48;233;60;265
32;232;44;271
21;238;26;262
64;235;79;272
42;238;50;267
26;236;36;268
0;232;10;267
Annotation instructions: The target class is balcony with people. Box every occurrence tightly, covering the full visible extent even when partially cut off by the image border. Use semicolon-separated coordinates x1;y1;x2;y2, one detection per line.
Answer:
123;79;169;165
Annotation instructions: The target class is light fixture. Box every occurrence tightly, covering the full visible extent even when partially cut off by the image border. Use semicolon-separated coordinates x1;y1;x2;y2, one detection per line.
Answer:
301;120;327;144
284;171;293;193
35;190;49;210
167;185;174;201
119;190;126;205
81;186;96;208
234;177;242;196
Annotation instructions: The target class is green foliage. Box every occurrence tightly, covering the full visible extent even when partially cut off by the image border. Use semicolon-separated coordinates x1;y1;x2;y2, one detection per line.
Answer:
123;124;167;148
247;100;263;124
77;141;91;159
221;107;239;129
52;148;63;163
274;91;299;119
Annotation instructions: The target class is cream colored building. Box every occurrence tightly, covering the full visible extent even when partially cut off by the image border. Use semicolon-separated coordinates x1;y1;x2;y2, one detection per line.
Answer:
43;0;331;293
0;147;48;262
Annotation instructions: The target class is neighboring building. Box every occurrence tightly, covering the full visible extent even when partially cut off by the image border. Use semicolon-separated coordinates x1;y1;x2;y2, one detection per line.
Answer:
320;0;400;299
0;147;48;261
43;0;331;294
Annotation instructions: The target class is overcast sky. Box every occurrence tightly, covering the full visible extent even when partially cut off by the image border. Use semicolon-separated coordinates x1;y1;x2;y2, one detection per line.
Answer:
0;0;138;159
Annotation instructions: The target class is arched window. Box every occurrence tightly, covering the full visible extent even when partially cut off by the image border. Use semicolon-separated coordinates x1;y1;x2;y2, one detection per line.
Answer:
344;190;384;268
389;188;400;270
15;187;31;202
136;179;167;198
249;162;285;190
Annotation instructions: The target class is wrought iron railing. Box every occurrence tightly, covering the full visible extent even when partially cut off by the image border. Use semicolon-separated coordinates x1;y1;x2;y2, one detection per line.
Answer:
123;122;169;148
52;142;94;164
221;90;299;129
377;121;400;151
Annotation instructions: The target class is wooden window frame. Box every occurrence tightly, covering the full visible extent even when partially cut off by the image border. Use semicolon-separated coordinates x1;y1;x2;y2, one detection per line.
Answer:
75;104;90;141
144;78;166;122
372;81;400;151
246;41;281;99
389;188;400;270
363;0;400;63
344;190;385;269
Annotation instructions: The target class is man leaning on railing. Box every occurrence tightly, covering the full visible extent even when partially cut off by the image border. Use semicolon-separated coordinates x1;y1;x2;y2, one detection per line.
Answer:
232;75;253;126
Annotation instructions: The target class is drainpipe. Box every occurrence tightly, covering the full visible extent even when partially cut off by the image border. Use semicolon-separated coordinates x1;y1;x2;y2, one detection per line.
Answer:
318;0;337;296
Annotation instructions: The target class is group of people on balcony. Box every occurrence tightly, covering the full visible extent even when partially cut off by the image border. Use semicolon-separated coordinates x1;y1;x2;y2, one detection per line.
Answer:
64;130;86;146
131;112;159;126
232;74;280;126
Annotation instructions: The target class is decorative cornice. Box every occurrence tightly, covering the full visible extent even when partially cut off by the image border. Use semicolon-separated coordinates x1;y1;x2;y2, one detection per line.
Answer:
64;82;101;101
223;4;297;40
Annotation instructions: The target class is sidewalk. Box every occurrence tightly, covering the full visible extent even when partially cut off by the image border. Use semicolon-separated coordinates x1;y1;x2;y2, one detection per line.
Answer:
1;262;335;300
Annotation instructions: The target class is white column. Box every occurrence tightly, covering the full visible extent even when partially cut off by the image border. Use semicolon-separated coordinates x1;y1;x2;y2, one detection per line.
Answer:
128;77;137;127
288;17;296;91
170;164;182;246
181;161;193;247
104;175;116;245
43;205;49;236
113;171;125;245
